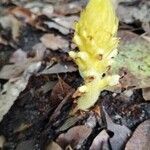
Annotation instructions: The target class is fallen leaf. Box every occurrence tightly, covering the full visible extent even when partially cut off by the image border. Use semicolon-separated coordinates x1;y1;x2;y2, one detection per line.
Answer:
50;78;73;108
40;34;69;52
31;42;46;60
53;16;79;30
117;1;150;24
50;90;75;122
85;113;97;129
0;43;46;80
46;141;62;150
0;62;41;122
44;21;70;35
0;64;28;80
57;116;81;132
37;81;57;94
25;2;54;18
40;63;77;75
9;49;27;64
9;6;36;25
125;120;150;150
89;130;110;150
56;125;92;149
54;2;82;15
109;30;150;91
142;88;150;101
103;108;131;150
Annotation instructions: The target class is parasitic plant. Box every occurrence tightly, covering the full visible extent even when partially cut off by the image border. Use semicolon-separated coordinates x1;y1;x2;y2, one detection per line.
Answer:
69;0;120;110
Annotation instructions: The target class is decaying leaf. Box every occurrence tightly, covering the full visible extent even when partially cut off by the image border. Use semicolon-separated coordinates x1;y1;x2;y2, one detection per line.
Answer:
125;120;150;150
50;78;73;108
0;64;28;79
0;44;46;80
53;16;79;30
46;141;62;150
56;125;92;149
103;108;131;150
40;63;77;75
142;88;150;101
44;21;70;35
40;34;69;52
89;130;110;150
109;31;150;91
9;49;27;64
57;116;80;132
0;62;41;122
54;2;82;15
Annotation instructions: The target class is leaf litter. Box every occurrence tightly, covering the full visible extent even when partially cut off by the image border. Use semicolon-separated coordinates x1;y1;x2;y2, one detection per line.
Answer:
0;0;150;150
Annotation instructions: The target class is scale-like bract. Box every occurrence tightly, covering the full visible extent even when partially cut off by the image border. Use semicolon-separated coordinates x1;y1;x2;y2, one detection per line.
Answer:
69;0;119;110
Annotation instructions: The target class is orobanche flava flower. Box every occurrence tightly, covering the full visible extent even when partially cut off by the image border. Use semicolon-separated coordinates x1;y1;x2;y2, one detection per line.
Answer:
69;0;120;110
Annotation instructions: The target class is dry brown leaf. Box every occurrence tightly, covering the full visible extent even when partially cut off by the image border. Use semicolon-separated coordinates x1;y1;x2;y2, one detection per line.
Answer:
50;78;73;108
125;120;150;150
9;6;36;25
40;34;69;52
56;125;92;149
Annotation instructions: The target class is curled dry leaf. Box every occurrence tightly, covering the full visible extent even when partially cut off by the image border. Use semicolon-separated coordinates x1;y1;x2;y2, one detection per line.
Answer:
125;120;150;150
40;34;69;52
56;125;92;149
0;62;41;122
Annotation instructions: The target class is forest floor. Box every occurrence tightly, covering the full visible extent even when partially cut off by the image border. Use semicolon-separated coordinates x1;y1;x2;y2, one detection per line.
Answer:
0;0;150;150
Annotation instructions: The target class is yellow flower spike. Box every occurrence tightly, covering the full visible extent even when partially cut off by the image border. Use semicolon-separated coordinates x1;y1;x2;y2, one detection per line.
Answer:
69;0;119;110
